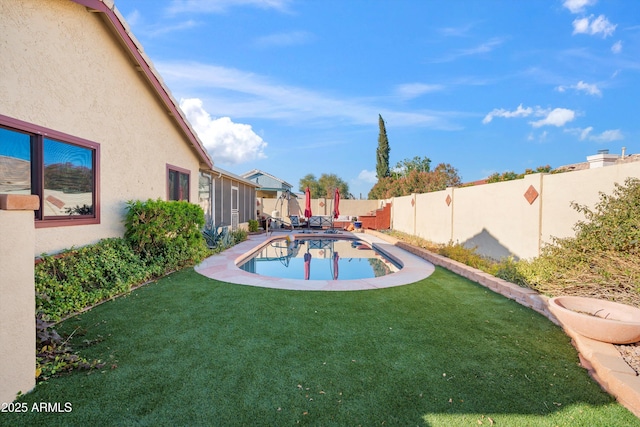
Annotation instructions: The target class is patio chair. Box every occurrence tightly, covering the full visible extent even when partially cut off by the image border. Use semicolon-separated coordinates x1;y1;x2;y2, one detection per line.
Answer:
289;215;307;230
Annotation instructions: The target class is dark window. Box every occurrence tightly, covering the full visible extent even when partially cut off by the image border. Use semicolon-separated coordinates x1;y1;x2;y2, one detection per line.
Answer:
167;164;190;201
0;115;100;227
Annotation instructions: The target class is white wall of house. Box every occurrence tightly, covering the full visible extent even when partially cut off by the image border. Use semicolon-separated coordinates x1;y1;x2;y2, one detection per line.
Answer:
1;0;206;255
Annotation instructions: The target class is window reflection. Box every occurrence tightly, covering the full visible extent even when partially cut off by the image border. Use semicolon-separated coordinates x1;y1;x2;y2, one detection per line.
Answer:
43;138;93;216
0;127;31;194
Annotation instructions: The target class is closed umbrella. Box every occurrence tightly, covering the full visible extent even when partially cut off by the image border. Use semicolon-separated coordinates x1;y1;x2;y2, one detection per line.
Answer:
304;252;312;280
333;188;340;219
304;187;312;218
304;186;312;230
332;251;339;280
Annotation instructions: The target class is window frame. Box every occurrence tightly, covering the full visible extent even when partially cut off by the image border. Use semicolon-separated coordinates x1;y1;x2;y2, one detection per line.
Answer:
0;114;100;228
166;164;191;202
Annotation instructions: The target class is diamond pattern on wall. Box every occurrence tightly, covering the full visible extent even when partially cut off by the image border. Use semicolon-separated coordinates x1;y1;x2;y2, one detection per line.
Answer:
446;195;452;206
524;185;539;205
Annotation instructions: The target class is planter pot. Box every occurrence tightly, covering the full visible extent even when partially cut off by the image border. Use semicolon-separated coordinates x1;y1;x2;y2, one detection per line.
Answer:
548;296;640;344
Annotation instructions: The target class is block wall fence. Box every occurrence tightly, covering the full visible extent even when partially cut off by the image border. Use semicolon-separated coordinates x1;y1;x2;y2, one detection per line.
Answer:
391;161;640;260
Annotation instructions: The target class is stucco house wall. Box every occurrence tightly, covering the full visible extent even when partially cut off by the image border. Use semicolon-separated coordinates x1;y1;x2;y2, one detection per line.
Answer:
1;0;212;255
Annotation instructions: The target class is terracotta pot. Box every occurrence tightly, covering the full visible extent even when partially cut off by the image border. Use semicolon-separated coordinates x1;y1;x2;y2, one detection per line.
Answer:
548;296;640;344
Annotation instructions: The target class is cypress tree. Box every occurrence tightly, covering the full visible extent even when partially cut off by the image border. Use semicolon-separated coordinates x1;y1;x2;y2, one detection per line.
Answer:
376;114;390;178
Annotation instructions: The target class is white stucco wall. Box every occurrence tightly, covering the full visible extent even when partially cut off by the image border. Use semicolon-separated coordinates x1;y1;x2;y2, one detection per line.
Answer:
391;162;640;260
0;0;205;254
414;188;453;244
540;161;640;246
0;209;36;403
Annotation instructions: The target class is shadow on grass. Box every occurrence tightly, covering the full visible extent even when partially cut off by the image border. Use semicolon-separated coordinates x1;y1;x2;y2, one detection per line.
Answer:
2;267;639;426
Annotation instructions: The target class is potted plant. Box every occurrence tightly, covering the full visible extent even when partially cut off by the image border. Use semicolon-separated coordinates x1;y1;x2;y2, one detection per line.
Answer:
353;216;362;229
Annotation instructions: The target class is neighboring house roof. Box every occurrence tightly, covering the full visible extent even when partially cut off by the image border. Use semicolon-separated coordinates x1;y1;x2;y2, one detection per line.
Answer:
71;0;213;170
208;165;260;188
241;169;294;190
554;153;640;173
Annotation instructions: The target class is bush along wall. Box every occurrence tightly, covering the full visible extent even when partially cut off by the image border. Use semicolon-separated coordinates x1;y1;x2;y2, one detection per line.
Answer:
124;199;210;275
35;238;150;322
34;199;213;381
36;199;210;322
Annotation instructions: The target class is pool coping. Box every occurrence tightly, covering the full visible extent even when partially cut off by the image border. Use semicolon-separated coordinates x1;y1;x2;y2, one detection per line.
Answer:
195;230;435;291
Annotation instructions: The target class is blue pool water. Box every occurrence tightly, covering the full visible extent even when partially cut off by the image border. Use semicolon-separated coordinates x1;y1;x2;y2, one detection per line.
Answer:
238;237;401;280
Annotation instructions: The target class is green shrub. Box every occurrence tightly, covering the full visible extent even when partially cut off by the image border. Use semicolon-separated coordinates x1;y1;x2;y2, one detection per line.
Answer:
231;228;248;244
248;219;259;232
438;241;500;274
124;199;209;273
494;256;530;287
514;178;640;305
35;238;150;322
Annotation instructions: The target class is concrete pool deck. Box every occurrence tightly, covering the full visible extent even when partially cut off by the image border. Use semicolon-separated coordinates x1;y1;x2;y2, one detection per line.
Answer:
194;230;435;291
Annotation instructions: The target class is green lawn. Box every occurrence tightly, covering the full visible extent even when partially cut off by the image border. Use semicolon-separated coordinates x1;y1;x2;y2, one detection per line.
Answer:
3;267;639;426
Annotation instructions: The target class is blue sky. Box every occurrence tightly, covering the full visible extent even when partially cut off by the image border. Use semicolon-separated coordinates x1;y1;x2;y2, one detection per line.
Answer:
115;0;639;198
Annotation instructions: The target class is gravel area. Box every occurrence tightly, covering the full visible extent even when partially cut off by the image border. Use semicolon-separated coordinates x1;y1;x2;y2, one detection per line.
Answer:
617;343;640;375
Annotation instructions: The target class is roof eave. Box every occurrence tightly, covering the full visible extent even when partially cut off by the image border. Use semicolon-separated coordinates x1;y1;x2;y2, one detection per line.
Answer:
70;0;214;170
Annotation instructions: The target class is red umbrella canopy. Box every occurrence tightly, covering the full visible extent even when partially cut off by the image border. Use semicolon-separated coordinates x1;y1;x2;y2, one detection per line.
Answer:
333;188;340;219
304;187;312;218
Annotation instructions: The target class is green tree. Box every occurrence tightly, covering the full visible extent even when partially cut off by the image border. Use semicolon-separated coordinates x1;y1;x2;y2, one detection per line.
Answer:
376;114;390;179
367;163;461;199
299;174;322;198
299;173;350;199
393;156;431;178
487;165;552;183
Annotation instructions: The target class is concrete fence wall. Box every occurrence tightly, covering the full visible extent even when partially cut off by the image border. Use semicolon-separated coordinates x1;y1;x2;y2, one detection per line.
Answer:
0;195;38;403
392;161;640;260
258;197;381;223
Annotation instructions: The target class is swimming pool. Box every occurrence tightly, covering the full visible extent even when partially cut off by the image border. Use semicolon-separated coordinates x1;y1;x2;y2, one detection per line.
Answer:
195;232;435;291
238;237;402;281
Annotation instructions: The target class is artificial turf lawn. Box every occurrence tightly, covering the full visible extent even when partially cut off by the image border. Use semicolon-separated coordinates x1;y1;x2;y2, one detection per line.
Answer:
3;266;639;426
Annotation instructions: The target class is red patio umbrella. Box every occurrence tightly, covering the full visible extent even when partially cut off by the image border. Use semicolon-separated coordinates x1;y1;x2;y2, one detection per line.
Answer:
333;188;340;219
304;186;312;219
332;251;339;280
304;252;312;280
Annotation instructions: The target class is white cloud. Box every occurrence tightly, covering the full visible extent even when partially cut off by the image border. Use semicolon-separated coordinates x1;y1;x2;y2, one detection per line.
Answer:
580;126;593;140
590;129;623;142
572;15;616;38
482;104;533;124
575;81;601;96
569;126;624;142
484;105;577;128
563;0;597;14
254;31;315;48
357;170;378;184
157;61;456;129
125;10;141;26
611;40;623;53
431;38;504;63
179;98;267;165
167;0;292;14
530;108;576;128
396;83;445;100
556;81;602;96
